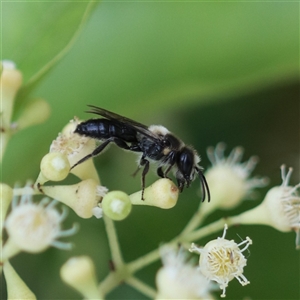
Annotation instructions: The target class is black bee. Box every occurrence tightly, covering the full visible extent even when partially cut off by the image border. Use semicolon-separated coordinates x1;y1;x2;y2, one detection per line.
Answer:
71;105;210;202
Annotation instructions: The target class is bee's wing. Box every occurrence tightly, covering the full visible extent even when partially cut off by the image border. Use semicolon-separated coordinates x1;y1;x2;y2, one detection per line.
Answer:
86;105;160;141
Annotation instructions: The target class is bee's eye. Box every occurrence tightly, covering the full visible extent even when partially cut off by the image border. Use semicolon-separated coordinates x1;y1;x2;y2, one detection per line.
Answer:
162;139;171;147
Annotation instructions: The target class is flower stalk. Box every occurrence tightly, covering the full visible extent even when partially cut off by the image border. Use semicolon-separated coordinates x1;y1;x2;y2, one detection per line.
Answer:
3;261;36;300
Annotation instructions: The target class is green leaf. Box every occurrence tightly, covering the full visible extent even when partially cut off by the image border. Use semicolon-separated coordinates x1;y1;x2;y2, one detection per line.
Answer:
2;1;98;100
39;1;297;114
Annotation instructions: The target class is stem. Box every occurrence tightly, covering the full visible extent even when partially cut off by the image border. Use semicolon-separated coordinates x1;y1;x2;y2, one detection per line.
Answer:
127;218;230;276
100;216;128;296
126;276;157;299
180;208;205;236
0;132;10;162
182;217;233;243
99;271;124;297
127;247;161;274
102;215;124;268
1;238;21;262
100;216;240;296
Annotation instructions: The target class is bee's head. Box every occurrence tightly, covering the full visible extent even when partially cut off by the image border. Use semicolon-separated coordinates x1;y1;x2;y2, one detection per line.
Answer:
177;147;196;180
176;147;210;202
175;147;196;192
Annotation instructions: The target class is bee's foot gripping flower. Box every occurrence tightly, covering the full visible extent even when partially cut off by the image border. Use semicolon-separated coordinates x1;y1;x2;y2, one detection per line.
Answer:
2;191;78;261
49;118;100;183
189;224;252;298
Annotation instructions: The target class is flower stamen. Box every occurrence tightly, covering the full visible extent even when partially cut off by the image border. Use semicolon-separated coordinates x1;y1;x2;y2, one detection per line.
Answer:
190;224;252;298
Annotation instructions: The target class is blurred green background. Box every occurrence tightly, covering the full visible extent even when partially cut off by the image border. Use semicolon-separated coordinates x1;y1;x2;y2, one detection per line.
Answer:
1;1;299;299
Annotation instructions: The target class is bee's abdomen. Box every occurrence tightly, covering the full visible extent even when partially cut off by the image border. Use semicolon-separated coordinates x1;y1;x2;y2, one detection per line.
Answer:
75;119;138;142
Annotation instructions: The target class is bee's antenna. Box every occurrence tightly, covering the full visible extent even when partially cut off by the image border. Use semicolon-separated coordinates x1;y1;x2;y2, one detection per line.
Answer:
196;168;210;202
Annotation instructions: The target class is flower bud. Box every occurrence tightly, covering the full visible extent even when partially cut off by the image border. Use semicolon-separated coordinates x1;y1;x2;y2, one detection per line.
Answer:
0;60;22;128
102;191;132;221
0;61;23;161
38;152;70;184
130;179;179;209
15;98;51;130
60;256;102;299
3;261;36;300
41;179;103;218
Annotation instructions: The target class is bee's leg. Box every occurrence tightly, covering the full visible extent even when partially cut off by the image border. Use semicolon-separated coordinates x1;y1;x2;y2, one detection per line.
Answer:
176;178;185;193
130;145;143;177
157;167;164;178
157;166;171;180
157;152;175;180
71;137;129;170
139;157;150;200
131;166;141;177
164;163;174;178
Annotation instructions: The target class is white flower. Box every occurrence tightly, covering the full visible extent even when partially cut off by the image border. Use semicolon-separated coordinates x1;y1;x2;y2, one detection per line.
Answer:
201;143;268;217
231;165;300;249
190;224;252;298
156;245;212;299
2;190;77;261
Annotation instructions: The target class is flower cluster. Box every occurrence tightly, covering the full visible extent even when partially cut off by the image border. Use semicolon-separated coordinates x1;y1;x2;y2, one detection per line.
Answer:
32;119;106;218
1;61;299;299
1;61;181;298
0;182;78;298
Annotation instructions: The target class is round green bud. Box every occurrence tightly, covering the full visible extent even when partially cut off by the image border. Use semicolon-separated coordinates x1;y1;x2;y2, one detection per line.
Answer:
102;191;132;221
40;152;70;181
